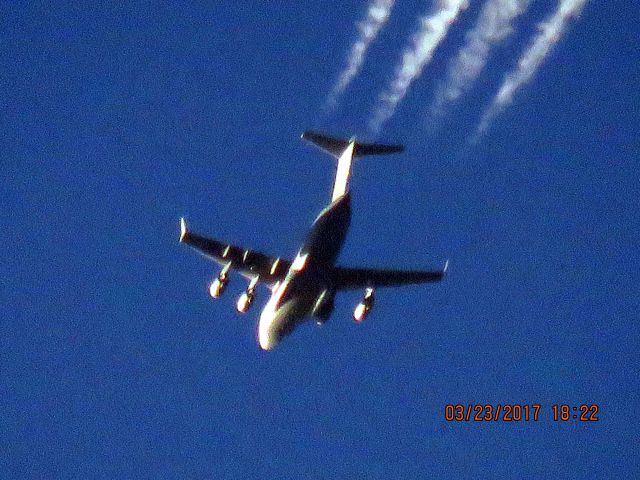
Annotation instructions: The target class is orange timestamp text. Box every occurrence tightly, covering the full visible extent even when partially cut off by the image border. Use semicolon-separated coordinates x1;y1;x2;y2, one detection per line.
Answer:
444;404;600;422
445;404;541;422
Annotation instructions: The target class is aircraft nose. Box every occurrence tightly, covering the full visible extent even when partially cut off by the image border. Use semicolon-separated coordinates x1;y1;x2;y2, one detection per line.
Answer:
259;332;279;351
258;305;280;351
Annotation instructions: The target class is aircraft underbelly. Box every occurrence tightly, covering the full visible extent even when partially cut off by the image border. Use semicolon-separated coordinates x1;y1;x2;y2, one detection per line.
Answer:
303;194;351;267
258;295;317;350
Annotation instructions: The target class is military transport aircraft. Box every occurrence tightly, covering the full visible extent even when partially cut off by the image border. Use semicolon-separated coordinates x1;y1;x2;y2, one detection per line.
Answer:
179;131;448;350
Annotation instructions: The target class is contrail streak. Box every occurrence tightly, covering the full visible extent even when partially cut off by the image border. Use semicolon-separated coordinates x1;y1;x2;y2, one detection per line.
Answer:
474;0;588;140
432;0;530;116
369;0;469;136
326;0;395;109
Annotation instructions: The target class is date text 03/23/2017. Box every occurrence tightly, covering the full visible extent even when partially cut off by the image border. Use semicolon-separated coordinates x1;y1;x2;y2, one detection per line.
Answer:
444;404;600;422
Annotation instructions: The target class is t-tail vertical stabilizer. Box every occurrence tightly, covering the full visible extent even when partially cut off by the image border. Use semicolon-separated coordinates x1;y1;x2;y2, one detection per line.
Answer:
332;141;355;201
301;131;404;201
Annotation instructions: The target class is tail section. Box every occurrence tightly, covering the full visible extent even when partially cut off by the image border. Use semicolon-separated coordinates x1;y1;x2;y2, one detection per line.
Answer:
332;141;355;201
301;131;404;201
301;131;404;158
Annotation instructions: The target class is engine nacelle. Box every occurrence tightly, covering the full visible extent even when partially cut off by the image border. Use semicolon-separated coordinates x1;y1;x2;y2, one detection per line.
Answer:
312;289;335;325
353;287;374;322
236;276;259;313
209;277;228;298
209;263;232;298
236;291;255;313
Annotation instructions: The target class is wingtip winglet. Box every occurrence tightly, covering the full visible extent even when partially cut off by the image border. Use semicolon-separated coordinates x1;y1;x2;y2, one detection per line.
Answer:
443;259;449;275
179;217;187;242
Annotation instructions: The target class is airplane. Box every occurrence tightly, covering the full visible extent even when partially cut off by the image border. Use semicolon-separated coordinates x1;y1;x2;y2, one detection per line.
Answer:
179;131;448;350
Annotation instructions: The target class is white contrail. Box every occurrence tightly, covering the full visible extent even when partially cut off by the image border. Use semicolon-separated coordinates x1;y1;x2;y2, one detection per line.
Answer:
326;0;395;109
431;0;531;116
369;0;469;136
474;0;589;139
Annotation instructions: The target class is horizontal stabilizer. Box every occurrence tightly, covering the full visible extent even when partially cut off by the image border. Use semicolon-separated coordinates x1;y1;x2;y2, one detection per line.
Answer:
301;131;404;159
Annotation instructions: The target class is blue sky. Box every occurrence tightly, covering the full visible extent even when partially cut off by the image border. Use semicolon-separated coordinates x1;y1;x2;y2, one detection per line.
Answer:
2;1;638;478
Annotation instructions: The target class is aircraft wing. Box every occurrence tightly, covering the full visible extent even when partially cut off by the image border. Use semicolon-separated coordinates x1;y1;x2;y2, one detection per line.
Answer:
331;262;448;290
179;218;290;285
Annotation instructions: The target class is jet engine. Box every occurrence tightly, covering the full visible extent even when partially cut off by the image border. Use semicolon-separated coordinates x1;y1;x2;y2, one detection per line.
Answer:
209;262;232;298
236;291;254;313
209;277;228;298
312;289;335;325
236;277;259;314
353;287;374;322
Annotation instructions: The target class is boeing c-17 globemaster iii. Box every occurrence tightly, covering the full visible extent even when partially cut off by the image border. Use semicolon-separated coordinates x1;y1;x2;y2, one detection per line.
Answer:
179;131;448;350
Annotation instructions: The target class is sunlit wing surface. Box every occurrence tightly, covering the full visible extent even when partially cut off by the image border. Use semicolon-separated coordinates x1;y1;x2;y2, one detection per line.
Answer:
179;218;290;284
331;262;448;290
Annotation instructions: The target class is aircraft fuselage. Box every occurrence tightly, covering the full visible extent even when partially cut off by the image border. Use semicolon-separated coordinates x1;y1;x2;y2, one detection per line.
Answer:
258;193;351;350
